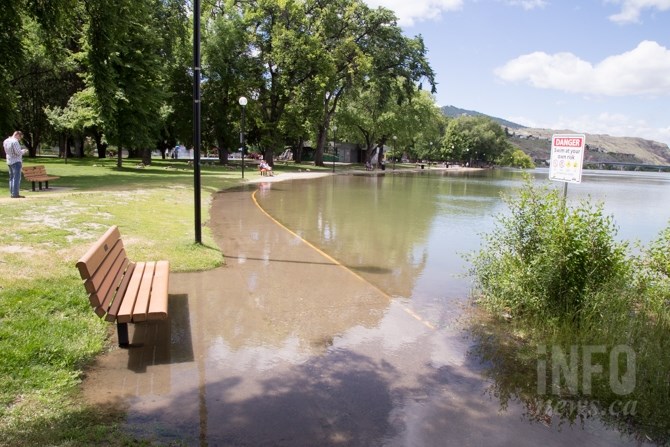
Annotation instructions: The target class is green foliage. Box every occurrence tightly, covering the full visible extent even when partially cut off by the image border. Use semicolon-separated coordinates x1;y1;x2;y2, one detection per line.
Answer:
85;0;173;150
498;147;535;168
470;179;629;322
443;115;511;163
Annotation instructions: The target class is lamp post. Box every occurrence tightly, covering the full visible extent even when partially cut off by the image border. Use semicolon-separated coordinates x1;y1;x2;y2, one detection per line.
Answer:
392;135;397;171
193;0;202;243
332;125;337;173
239;96;247;178
429;141;433;168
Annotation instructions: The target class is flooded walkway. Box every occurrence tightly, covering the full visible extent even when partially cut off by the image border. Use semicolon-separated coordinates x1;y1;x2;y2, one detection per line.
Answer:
81;183;639;446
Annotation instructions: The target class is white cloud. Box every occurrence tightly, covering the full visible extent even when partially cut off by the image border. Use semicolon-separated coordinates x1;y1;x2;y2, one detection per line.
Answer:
502;0;548;10
494;40;670;96
362;0;463;26
607;0;670;23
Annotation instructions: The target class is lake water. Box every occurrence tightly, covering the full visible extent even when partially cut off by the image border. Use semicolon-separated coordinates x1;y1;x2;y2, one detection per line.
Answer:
256;168;670;329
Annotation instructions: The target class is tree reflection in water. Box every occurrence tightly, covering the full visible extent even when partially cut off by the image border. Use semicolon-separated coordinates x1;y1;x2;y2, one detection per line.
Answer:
467;311;669;445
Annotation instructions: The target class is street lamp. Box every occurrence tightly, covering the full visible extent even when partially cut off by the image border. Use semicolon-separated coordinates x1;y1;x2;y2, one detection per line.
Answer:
239;96;247;178
332;125;337;173
429;142;433;168
392;135;397;171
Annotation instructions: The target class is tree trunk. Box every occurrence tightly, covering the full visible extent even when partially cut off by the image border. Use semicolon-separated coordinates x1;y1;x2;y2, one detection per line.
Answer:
58;134;67;158
117;145;123;168
218;148;230;165
314;125;327;167
294;139;304;164
376;140;386;169
94;131;107;158
264;147;274;167
142;148;151;165
74;136;85;158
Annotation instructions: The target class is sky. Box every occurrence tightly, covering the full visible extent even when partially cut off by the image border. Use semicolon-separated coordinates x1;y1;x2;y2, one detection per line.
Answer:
362;0;670;145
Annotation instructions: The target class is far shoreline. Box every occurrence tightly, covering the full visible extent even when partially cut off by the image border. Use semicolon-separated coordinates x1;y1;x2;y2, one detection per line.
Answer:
245;165;485;184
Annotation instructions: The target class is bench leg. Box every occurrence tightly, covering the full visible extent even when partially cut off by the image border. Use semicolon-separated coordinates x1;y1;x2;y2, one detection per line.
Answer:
44;181;49;189
117;322;130;348
31;181;36;192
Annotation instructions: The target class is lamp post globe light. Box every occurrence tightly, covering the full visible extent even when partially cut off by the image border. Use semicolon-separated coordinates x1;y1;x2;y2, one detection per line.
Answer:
392;135;397;171
239;96;248;178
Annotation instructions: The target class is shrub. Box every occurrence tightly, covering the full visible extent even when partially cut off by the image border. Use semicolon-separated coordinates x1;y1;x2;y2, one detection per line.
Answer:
469;179;629;323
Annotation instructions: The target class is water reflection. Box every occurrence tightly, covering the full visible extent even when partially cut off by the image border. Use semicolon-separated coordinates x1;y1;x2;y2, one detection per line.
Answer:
467;313;666;445
200;189;391;352
256;169;670;442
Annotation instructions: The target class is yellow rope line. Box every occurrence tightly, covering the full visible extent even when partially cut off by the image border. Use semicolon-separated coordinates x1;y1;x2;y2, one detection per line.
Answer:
251;189;435;330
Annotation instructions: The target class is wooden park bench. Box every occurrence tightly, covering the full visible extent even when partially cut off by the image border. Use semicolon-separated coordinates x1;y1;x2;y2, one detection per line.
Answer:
76;225;170;347
22;165;60;191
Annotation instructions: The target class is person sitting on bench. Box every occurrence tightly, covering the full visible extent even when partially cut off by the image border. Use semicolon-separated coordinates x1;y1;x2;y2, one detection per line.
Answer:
259;160;274;176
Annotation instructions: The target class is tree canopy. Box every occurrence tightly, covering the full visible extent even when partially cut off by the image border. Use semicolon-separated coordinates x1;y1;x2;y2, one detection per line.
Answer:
0;0;449;166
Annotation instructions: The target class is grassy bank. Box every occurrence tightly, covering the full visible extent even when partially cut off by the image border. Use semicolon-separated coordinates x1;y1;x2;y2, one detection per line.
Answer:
468;179;670;444
0;156;327;446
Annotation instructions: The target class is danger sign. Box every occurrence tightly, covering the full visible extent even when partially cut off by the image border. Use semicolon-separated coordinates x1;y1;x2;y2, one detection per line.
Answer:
549;133;586;183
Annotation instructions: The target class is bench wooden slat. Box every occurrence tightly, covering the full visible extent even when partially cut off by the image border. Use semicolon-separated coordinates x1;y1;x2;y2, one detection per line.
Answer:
95;256;129;317
132;261;156;322
105;262;135;322
148;260;170;319
76;226;123;279
83;240;125;295
117;262;145;323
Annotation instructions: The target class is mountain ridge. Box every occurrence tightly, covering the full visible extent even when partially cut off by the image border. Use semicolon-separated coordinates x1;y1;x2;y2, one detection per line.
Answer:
440;105;670;165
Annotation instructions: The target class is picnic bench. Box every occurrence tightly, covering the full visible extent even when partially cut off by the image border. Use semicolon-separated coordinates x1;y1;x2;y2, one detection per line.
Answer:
76;225;170;347
22;165;60;191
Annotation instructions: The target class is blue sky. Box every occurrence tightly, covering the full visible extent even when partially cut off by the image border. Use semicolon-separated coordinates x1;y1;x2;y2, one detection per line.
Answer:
363;0;670;145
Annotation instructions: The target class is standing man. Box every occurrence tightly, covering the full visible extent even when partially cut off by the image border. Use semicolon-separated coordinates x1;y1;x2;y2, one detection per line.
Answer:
3;131;27;198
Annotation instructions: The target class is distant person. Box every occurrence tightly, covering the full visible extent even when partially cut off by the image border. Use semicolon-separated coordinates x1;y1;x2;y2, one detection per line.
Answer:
259;160;274;176
172;145;179;159
3;131;27;198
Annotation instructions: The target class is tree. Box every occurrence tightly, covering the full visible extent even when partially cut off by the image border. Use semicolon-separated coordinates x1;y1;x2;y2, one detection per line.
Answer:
85;0;170;165
338;83;442;165
498;147;535;168
202;5;259;164
442;116;511;165
45;87;106;157
308;0;436;167
0;0;80;141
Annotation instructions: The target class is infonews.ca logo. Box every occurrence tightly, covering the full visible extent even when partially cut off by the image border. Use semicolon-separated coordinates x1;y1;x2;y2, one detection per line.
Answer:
536;344;637;417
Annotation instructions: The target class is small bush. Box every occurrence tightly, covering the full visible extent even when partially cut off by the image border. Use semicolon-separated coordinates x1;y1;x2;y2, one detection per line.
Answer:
469;179;629;323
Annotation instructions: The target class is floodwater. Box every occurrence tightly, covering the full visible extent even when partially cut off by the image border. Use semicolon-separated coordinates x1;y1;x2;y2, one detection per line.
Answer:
81;168;670;446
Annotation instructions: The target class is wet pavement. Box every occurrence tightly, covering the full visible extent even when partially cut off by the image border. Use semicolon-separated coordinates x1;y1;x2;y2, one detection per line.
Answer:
81;185;641;446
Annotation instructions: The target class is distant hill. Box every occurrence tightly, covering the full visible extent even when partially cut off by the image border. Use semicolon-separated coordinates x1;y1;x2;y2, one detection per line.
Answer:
441;106;670;166
440;105;524;130
510;128;670;166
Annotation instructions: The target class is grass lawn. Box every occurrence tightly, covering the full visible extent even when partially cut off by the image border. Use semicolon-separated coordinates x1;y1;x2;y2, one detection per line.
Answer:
0;156;330;446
